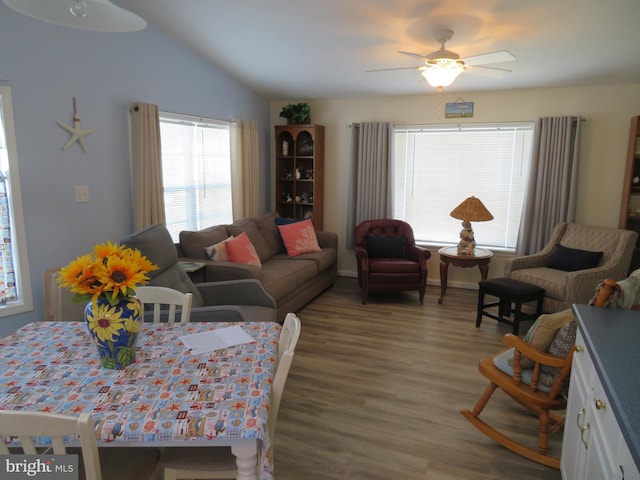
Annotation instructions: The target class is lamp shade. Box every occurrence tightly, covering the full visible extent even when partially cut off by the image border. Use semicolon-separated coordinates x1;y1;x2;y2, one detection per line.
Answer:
420;59;465;89
4;0;146;32
450;196;494;222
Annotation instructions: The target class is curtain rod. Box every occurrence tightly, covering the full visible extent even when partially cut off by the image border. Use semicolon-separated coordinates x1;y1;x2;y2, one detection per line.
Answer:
349;117;586;128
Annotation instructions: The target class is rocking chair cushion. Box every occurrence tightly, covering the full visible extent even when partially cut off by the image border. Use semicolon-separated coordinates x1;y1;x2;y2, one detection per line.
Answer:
520;309;573;368
493;349;552;393
539;320;577;388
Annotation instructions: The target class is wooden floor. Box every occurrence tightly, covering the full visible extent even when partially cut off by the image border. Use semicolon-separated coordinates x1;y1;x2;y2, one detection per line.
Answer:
274;277;562;480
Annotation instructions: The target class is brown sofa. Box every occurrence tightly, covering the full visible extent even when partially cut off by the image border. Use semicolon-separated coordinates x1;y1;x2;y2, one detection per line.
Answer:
178;211;338;322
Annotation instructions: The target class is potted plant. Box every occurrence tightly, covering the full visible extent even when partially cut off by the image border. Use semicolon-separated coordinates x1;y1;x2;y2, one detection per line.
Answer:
279;102;311;124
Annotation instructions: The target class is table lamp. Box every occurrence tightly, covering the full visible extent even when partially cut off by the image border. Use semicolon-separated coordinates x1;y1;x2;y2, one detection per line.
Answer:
450;196;494;255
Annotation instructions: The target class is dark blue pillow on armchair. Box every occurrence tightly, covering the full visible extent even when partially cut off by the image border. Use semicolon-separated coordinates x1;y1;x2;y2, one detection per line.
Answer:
365;235;405;258
548;244;603;272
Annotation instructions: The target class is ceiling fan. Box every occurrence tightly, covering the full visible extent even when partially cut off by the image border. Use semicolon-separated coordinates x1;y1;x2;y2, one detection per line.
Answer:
369;29;516;90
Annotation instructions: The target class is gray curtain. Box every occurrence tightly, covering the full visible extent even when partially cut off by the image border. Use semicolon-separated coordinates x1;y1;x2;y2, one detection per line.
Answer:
516;116;582;255
346;122;393;249
128;102;165;231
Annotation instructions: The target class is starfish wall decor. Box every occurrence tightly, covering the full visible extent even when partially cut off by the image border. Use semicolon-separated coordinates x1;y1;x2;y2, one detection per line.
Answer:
58;97;95;153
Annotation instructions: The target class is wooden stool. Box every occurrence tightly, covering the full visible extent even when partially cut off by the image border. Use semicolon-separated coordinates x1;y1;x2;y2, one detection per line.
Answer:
476;278;545;335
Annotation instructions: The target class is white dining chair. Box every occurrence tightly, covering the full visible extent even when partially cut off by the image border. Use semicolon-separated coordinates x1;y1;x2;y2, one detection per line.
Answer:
159;312;302;480
0;411;160;480
136;286;193;324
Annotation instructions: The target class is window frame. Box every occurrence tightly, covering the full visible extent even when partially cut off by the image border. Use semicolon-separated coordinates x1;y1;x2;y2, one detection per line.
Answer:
0;85;33;317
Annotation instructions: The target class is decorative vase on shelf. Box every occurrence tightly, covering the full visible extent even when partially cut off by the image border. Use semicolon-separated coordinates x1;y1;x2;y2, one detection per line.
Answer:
84;295;143;369
282;140;289;156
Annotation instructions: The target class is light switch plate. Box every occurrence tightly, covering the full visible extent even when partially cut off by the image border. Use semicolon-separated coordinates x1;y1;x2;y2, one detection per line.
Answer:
74;185;89;203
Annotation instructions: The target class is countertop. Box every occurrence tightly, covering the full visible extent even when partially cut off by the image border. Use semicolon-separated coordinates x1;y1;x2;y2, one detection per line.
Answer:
572;304;640;468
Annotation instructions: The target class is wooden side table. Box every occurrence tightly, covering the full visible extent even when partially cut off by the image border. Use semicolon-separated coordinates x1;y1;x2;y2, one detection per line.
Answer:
438;246;493;304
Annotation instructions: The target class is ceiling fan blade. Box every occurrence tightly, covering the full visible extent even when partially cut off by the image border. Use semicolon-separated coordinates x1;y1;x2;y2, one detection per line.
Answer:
461;50;516;66
398;50;428;60
366;66;420;73
465;65;512;78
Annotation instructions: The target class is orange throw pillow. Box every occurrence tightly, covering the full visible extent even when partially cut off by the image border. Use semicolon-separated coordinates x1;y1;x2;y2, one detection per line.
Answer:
224;232;261;266
277;219;321;257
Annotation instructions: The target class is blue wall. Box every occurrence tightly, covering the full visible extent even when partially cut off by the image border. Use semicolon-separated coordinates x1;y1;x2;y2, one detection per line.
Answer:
0;5;271;335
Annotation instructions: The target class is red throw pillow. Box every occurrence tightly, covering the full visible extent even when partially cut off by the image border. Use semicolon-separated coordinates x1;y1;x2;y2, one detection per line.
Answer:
277;218;321;257
224;232;261;266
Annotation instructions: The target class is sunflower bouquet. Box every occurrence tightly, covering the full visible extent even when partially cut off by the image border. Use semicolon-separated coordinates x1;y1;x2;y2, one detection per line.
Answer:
57;242;157;369
57;241;157;305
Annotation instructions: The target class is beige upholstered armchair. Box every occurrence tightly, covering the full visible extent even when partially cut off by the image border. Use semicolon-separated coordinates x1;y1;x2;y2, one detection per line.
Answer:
504;223;638;313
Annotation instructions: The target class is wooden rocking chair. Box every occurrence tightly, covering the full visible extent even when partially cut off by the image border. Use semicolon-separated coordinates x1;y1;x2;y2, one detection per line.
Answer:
460;331;574;468
461;284;614;469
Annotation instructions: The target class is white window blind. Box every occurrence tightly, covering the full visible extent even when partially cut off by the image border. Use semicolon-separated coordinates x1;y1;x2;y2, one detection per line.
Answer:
394;122;533;250
159;112;233;242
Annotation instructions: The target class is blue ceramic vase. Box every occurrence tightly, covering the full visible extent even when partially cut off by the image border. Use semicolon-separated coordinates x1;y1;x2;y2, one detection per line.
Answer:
84;295;143;369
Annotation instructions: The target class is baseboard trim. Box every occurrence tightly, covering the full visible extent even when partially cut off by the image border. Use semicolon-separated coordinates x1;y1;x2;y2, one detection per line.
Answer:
337;270;480;291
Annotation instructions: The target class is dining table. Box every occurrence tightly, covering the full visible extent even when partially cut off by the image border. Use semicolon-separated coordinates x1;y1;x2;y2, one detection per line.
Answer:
0;320;281;480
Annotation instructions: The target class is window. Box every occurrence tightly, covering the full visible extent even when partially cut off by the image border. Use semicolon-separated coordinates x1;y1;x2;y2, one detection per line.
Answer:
394;122;533;250
159;112;233;241
0;86;33;316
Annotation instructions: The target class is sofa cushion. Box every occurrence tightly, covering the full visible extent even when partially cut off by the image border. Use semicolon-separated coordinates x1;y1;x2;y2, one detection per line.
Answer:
226;220;272;263
253;211;284;256
224;232;262;267
121;224;178;276
510;267;568;301
144;265;205;307
277;219;321;257
260;262;299;300
180;225;229;260
120;224;204;307
548;244;603;272
265;257;317;286
282;248;337;273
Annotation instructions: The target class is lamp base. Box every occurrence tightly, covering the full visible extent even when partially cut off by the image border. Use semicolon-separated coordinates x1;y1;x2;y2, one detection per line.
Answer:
457;220;476;256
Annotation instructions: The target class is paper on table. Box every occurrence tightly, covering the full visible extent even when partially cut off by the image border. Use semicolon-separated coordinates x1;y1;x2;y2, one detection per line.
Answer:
179;325;255;354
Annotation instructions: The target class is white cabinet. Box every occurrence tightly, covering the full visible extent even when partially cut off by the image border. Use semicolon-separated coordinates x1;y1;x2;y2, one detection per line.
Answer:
562;340;591;479
561;329;640;479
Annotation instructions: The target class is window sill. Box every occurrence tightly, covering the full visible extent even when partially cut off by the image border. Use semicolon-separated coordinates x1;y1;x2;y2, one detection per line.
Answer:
0;301;34;318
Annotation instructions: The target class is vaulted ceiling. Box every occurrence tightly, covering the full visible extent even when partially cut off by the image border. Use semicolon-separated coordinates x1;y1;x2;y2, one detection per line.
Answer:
120;0;640;100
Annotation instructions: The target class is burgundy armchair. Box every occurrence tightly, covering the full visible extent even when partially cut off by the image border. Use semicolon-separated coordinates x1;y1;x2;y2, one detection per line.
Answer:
354;219;431;304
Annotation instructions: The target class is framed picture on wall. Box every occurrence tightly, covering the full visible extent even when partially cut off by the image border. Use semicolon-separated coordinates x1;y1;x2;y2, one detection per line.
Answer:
445;102;474;118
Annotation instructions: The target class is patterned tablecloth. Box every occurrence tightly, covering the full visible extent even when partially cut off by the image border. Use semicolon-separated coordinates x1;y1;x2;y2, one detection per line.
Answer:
0;321;281;480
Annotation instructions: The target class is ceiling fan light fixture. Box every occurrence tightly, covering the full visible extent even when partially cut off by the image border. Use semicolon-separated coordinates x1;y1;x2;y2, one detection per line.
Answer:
3;0;146;32
421;59;465;89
